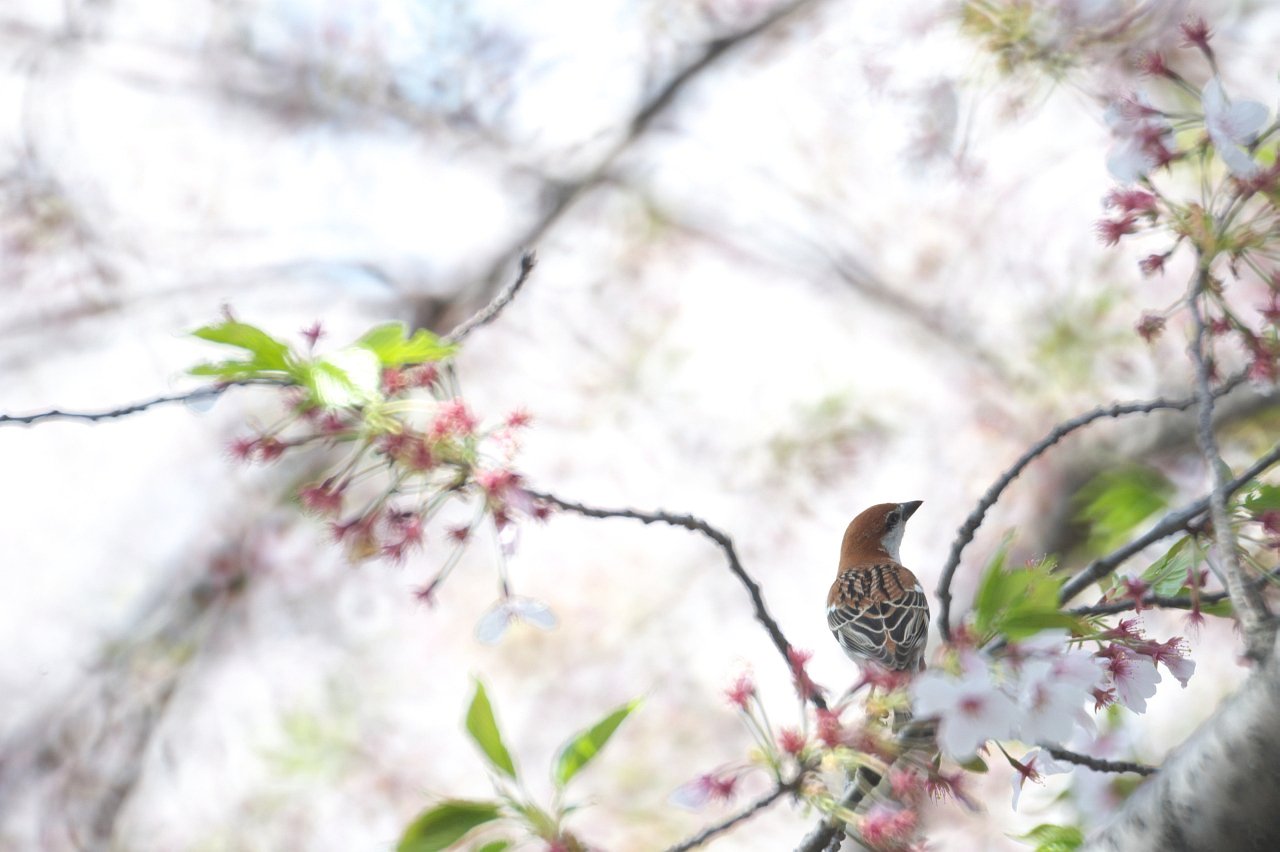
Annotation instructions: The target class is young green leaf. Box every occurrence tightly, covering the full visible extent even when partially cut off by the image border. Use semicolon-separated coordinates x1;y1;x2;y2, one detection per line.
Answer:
466;681;518;780
1076;467;1172;553
1014;822;1083;852
299;348;382;408
358;322;457;366
398;800;502;852
1141;536;1200;597
972;536;1014;638
192;320;293;373
473;842;511;852
1243;483;1280;514
552;698;641;787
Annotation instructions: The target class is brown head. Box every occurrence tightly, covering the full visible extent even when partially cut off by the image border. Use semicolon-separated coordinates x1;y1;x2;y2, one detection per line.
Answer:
838;501;923;568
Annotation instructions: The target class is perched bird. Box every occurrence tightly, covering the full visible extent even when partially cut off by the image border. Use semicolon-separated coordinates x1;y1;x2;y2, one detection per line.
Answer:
827;501;930;673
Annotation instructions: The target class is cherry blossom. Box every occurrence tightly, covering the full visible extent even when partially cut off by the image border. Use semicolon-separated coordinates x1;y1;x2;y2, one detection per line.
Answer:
912;657;1017;760
1009;747;1068;811
1202;77;1268;178
1098;645;1161;712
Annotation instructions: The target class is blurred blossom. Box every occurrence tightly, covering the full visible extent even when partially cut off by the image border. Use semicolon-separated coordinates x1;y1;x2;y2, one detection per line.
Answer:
669;771;740;810
474;596;556;644
913;659;1017;760
1201;77;1269;178
1015;658;1094;744
1105;94;1172;183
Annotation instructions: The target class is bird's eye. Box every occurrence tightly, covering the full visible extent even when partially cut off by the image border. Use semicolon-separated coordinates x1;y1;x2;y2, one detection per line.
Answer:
887;510;900;526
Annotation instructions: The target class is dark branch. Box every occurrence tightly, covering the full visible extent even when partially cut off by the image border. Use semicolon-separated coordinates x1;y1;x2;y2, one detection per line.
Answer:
530;490;825;711
442;250;536;345
0;383;244;427
1058;440;1280;604
1186;271;1274;660
1068;567;1280;617
663;783;793;852
1045;746;1156;776
935;375;1245;640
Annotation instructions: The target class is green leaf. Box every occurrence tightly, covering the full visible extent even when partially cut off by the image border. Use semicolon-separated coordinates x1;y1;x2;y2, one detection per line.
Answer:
1243;483;1280;514
971;546;1082;642
1015;822;1083;852
192;320;292;372
1000;610;1088;640
466;681;517;780
959;754;989;773
553;698;641;787
398;800;502;852
300;348;382;408
1076;467;1172;553
358;322;457;366
471;839;511;852
1141;536;1200;597
972;536;1014;638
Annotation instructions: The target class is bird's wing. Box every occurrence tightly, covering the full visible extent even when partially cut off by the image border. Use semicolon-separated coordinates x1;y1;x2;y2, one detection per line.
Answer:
828;563;931;671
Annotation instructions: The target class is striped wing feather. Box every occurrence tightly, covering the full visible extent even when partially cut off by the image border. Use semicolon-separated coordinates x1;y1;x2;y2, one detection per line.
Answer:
827;563;930;671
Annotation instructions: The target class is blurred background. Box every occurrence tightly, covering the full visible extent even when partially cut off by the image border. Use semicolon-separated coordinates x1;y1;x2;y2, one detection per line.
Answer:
3;1;1280;849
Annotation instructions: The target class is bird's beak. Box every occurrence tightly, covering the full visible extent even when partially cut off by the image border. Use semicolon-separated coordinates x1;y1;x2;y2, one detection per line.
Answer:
901;500;923;520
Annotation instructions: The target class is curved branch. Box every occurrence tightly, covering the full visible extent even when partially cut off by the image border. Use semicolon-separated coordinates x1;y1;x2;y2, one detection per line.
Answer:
1045;746;1156;776
530;490;825;711
663;783;794;852
935;376;1245;640
1058;441;1280;605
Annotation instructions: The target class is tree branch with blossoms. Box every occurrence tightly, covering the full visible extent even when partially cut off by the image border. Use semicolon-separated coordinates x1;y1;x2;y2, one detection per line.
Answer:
935;373;1247;641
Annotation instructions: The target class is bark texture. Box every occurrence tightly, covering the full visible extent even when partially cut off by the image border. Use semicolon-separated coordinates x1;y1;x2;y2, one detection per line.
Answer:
1087;631;1280;851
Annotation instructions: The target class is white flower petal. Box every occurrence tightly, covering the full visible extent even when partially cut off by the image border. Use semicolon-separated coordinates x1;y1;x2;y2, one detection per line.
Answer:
474;603;514;645
508;596;557;630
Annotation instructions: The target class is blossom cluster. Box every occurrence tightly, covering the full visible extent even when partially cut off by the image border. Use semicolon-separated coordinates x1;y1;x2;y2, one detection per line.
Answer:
200;317;550;636
1095;19;1280;385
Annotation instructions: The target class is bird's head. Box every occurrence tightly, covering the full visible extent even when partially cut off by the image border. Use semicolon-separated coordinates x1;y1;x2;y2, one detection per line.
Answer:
839;500;923;565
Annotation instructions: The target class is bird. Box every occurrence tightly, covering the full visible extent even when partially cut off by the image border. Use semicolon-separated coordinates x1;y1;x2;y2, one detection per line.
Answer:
827;501;930;673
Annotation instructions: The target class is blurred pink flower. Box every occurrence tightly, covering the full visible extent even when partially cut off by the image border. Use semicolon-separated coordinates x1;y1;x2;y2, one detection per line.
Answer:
913;659;1016;760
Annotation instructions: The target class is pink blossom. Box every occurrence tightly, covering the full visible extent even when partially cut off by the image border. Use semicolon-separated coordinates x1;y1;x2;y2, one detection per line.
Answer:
669;772;739;810
859;804;918;848
778;728;806;756
1098;645;1161;712
725;672;756;710
1137;637;1196;687
912;660;1016;760
1009;747;1068;811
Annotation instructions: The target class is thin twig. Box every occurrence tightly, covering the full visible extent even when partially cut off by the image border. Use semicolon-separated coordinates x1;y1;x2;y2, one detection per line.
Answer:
663;783;794;852
0;383;245;427
935;376;1245;640
1058;441;1280;604
443;250;537;345
1045;746;1156;776
1069;567;1280;617
1186;269;1274;660
530;490;826;711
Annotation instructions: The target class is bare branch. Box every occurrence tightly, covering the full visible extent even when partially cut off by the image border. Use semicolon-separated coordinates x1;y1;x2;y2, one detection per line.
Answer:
1044;746;1156;776
530;490;826;711
1186;271;1275;660
0;383;246;427
442;250;536;345
935;376;1245;640
663;783;794;852
1058;440;1280;604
